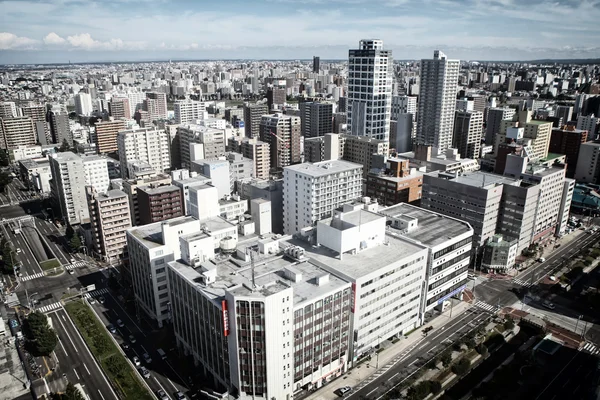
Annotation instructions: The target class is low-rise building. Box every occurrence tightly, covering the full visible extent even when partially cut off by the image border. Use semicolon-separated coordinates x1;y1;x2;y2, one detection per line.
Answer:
481;234;518;273
137;184;184;225
366;158;423;206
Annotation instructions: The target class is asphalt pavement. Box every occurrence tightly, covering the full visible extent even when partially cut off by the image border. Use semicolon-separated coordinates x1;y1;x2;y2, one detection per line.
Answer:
47;307;118;400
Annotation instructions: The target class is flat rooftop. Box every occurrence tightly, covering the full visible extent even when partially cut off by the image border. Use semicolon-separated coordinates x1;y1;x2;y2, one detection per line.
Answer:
289;234;426;281
19;158;48;168
96;189;127;201
139;184;180;195
379;203;472;247
128;215;195;248
284;160;362;177
429;170;519;189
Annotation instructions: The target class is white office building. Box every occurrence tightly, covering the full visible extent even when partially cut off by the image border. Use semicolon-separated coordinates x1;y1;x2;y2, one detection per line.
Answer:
174;99;208;124
117;128;171;179
416;50;460;150
282;160;363;235
74;93;93;116
347;39;393;141
577;114;600;139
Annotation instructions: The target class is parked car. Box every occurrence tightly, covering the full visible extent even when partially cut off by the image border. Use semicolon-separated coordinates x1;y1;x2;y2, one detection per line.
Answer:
139;366;150;379
129;334;137;344
88;297;97;305
107;324;116;334
174;391;186;400
143;352;152;363
98;296;105;304
116;319;124;328
537;257;546;263
132;356;141;366
156;389;169;400
121;342;130;351
335;386;353;397
68;269;75;275
542;301;556;310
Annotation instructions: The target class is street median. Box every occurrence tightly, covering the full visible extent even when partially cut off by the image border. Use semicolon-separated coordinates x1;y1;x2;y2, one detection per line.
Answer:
64;300;153;400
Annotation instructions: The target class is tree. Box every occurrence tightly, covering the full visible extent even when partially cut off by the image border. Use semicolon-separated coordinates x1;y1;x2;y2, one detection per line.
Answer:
69;235;81;252
58;139;70;153
451;357;471;376
0;171;11;193
503;318;515;330
1;239;15;273
65;223;74;239
476;343;488;357
52;382;85;400
0;149;9;167
23;311;58;356
466;338;477;349
440;351;452;368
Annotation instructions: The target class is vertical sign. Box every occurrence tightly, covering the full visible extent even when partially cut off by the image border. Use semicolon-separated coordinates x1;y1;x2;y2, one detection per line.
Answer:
222;300;229;336
351;283;356;313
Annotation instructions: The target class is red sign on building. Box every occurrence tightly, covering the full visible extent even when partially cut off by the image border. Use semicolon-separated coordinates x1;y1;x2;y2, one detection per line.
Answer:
222;300;230;336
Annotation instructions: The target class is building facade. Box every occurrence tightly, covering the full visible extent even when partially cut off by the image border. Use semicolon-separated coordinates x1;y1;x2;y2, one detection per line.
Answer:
94;119;126;154
259;114;301;171
137;184;184;225
452;110;483;159
117;128;171;179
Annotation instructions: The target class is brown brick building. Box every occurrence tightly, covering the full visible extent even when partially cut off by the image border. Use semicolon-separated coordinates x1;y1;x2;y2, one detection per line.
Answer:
137;184;183;225
366;159;423;206
549;125;588;178
95;119;126;154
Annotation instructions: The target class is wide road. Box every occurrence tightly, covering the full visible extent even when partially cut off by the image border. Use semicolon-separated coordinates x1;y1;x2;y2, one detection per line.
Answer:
35;218;72;265
87;285;189;400
1;219;44;277
47;307;118;400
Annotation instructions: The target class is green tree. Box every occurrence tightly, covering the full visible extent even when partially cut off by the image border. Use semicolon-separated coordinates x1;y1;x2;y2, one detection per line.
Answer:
1;239;15;273
0;171;11;193
65;223;74;239
451;357;471;376
69;235;82;252
52;382;85;400
476;343;488;357
440;351;452;368
0;149;9;167
58;139;71;153
466;338;477;349
23;311;58;356
504;318;515;330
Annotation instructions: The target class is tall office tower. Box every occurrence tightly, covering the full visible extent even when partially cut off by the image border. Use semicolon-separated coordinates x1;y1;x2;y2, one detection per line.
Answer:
555;105;573;124
347;39;393;141
177;124;226;168
391;95;417;120
313;56;320;73
0;102;18;119
109;97;131;119
22;104;50;144
485;107;516;145
0;117;36;149
259;113;301;170
452;110;484;159
415;50;460;150
126;91;145;116
549;126;588;178
390;95;417;152
117;128;171;179
227;137;271;179
94;119;126;154
86;187;132;261
174;99;207;124
74;92;93;116
338;96;348;113
299;101;333;138
576;114;600;139
243;103;269;139
282;160;362;234
266;86;287;111
48;111;72;145
137;185;184;225
144;92;168;120
49;153;109;224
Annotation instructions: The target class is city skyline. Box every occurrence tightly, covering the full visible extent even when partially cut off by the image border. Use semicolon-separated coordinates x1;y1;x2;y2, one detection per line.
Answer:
1;0;600;64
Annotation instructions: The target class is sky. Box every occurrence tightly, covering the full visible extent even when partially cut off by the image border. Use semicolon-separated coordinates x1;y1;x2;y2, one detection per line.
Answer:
1;0;600;64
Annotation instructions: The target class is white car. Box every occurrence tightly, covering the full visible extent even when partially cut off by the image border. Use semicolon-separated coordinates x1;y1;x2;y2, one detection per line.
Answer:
132;356;141;366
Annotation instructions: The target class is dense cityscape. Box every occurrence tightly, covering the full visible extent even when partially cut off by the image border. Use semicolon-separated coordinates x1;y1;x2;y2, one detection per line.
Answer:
1;14;600;400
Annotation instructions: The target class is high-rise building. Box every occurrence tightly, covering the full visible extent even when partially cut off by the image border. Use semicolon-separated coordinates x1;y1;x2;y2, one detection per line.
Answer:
94;119;126;154
49;153;109;224
74;92;93;116
126;91;145;116
48;111;72;145
117;128;171;179
227;136;271;180
283;160;362;234
177;124;226;168
243;103;269;139
299;101;333;138
0;117;36;149
259;113;301;170
575;140;600;184
452;110;483;159
494;110;553;162
86;187;132;262
391;95;417;120
313;56;320;73
266;86;287;111
485;107;516;145
21;104;48;144
341;135;388;178
555;105;573;124
0;102;18;119
109;97;131;120
137;184;184;225
347;39;393;141
549;126;588;178
415;50;460;150
144;92;168;120
576;114;600;139
174;99;207;124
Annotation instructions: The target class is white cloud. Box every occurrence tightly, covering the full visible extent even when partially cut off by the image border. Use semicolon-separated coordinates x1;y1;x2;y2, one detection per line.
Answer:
67;33;99;49
0;32;38;50
65;33;146;50
43;32;66;45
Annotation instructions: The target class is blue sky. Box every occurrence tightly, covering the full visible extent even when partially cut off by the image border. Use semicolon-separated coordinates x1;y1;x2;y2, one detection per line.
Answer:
1;0;599;64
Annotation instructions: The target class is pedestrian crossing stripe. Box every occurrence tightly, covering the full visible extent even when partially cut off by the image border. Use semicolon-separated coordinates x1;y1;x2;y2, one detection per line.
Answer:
83;288;109;298
66;261;86;269
20;272;45;281
513;279;533;287
37;302;62;313
474;300;497;312
582;342;600;355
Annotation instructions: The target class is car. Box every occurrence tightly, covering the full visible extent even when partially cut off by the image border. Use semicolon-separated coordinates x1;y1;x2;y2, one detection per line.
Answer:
98;296;105;304
88;297;97;305
143;353;152;363
68;269;75;275
549;275;557;281
156;389;169;400
107;324;116;334
139;366;150;379
70;258;75;263
537;257;546;263
122;342;130;351
542;301;556;310
117;319;124;328
129;334;137;344
132;356;141;366
174;391;186;400
16;248;21;253
467;273;476;280
335;386;353;397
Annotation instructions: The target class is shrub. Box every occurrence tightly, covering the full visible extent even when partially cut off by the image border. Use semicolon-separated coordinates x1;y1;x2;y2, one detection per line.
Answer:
476;343;488;356
466;338;477;349
451;358;471;376
440;351;452;368
503;318;515;330
426;357;439;370
23;311;58;356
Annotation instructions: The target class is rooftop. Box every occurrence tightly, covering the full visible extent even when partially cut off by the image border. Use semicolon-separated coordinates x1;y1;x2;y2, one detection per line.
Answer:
428;170;519;189
139;184;180;195
96;189;128;201
378;203;473;247
284;160;363;177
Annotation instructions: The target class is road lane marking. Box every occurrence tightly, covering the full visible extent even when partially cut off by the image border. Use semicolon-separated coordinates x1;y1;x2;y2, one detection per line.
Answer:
106;292;147;337
84;363;90;375
141;345;148;354
58;337;69;357
408;359;418;367
154;377;172;400
169;378;178;391
58;314;78;353
74;369;80;380
367;388;378;397
390;373;398;380
98;389;105;400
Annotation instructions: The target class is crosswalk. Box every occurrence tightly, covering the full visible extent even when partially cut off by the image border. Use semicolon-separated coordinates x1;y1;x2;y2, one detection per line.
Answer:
36;302;62;313
66;261;86;270
474;300;498;313
84;287;109;299
513;278;533;287
20;272;45;281
581;342;600;355
19;261;87;282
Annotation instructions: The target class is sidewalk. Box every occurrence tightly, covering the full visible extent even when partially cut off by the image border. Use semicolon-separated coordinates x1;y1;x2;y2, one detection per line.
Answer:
303;300;473;400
